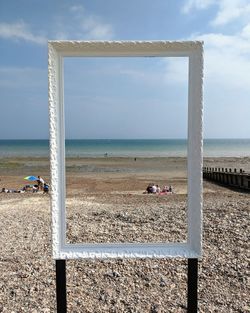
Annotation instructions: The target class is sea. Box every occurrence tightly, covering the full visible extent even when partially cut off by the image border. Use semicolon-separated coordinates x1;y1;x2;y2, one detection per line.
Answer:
0;139;249;158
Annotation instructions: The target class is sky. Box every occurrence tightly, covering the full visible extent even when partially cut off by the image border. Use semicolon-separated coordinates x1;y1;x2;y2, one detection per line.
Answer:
0;0;250;139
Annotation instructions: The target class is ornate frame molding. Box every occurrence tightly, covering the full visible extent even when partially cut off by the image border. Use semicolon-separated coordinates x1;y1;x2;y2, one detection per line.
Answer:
48;41;203;259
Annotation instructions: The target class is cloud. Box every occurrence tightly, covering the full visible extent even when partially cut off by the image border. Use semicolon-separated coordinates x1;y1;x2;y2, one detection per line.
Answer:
0;21;47;45
211;0;250;26
162;58;188;85
69;4;85;13
0;6;114;43
182;0;250;26
53;5;114;40
241;23;250;39
81;16;114;39
120;58;187;88
182;0;250;86
182;0;216;14
193;32;250;90
188;30;250;137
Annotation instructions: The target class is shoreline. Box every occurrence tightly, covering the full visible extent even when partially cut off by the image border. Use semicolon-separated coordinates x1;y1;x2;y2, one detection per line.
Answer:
1;156;249;195
1;155;249;166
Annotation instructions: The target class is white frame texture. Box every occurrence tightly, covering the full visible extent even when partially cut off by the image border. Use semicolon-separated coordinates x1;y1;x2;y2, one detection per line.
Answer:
48;41;203;260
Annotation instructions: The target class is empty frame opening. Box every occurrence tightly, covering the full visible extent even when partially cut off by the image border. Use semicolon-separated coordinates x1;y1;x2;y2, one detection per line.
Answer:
63;56;189;245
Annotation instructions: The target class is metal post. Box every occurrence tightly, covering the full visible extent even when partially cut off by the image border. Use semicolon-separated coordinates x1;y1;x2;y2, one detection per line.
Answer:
56;260;67;313
187;258;198;313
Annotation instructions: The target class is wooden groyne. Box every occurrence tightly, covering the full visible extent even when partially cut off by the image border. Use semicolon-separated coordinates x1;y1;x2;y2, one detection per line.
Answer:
203;167;250;191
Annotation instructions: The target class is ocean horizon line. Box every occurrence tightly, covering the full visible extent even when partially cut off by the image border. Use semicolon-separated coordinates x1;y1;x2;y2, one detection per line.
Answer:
0;138;250;141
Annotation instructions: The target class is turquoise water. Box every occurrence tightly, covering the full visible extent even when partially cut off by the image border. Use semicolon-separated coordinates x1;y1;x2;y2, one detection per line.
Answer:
0;139;249;158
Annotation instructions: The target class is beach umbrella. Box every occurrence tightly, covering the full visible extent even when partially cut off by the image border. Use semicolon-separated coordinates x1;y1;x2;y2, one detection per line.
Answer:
24;176;39;181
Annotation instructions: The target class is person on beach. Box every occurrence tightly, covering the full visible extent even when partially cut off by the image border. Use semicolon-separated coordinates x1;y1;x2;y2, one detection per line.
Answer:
151;184;157;193
1;186;27;193
156;185;161;193
159;185;174;195
144;183;158;194
37;176;45;190
43;183;49;194
32;185;39;193
145;184;153;193
162;185;169;193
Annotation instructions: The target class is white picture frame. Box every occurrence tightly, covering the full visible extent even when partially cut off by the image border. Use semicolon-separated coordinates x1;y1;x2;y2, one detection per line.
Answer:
48;41;203;260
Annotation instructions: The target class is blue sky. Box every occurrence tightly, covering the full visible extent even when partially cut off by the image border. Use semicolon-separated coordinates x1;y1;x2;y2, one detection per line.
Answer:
0;0;250;139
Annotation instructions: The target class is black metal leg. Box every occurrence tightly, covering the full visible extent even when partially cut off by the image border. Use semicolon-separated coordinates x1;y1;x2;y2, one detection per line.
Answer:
56;260;67;313
187;258;198;313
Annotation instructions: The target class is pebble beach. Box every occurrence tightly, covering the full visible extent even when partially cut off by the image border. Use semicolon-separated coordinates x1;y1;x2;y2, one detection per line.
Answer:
0;156;249;312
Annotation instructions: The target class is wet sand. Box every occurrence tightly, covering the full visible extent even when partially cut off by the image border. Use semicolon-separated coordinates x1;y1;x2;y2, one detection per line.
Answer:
1;156;250;193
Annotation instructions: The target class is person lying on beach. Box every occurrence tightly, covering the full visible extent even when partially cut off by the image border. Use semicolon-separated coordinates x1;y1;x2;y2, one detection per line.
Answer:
17;189;25;193
1;187;25;193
